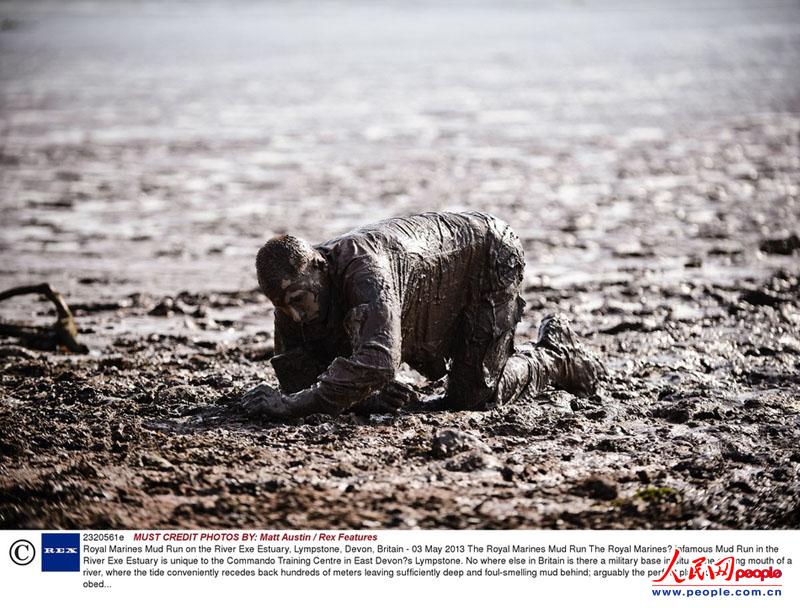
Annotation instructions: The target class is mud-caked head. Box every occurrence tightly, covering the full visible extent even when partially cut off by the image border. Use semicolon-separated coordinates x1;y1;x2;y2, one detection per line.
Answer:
256;235;330;324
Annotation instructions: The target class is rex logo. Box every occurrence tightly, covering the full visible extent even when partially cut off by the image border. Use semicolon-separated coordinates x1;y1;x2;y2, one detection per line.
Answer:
41;533;80;572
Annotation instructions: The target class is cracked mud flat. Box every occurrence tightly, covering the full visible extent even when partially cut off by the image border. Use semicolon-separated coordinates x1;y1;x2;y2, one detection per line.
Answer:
1;1;799;529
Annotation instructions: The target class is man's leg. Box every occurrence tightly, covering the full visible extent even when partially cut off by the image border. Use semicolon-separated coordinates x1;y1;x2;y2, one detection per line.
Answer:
444;288;523;409
496;313;606;405
434;219;605;410
443;222;526;410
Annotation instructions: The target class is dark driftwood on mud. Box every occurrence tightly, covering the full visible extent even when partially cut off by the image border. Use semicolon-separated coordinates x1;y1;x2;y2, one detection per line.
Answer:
0;283;88;354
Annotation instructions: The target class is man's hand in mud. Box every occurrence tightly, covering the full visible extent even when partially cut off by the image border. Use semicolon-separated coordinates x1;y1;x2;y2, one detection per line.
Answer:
238;383;291;420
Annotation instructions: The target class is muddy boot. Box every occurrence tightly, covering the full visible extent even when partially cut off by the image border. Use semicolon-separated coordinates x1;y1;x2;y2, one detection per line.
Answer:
536;313;605;396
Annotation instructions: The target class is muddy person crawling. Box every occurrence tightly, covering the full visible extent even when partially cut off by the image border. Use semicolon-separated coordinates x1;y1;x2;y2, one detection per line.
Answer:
239;211;605;419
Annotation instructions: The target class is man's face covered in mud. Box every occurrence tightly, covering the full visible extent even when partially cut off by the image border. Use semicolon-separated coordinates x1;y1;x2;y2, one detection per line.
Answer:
272;262;329;324
256;235;331;325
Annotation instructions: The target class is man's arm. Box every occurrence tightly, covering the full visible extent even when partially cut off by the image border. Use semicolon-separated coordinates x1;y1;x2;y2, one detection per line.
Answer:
240;256;402;420
247;303;411;418
271;310;330;394
282;262;402;416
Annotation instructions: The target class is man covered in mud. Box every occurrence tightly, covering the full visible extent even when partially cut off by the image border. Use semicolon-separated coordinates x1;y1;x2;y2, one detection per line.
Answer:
240;211;604;419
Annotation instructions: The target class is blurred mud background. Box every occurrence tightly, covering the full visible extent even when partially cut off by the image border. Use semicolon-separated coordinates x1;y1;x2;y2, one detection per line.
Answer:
1;0;799;529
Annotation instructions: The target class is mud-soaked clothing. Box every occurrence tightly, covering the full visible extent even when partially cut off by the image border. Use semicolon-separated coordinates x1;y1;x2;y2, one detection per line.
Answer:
271;211;526;414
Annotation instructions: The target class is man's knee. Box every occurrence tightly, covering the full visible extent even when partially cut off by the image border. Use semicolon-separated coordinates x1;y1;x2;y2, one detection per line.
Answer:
443;381;496;411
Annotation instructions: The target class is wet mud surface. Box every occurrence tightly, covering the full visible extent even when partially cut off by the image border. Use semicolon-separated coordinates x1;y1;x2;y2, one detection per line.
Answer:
1;1;799;529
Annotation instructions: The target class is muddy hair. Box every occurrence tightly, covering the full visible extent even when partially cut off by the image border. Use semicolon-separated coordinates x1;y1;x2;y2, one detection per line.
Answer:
256;235;317;300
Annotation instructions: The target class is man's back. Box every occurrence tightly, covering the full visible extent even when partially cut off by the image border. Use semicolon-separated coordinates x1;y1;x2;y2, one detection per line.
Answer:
317;211;519;379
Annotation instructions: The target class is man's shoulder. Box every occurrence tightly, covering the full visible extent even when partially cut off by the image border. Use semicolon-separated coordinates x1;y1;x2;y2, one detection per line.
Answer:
315;232;389;299
317;231;384;270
